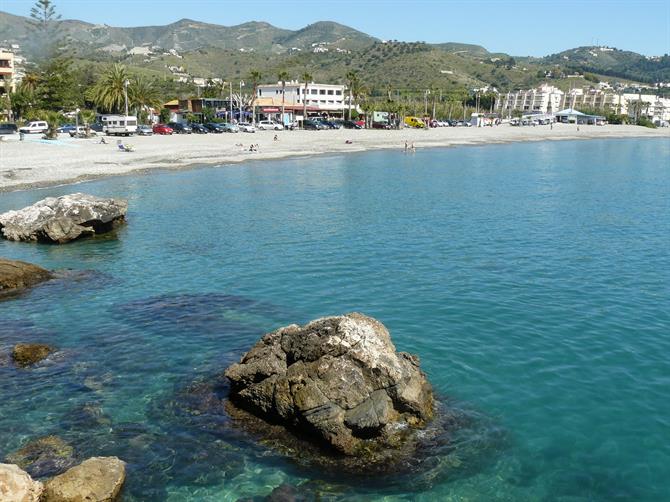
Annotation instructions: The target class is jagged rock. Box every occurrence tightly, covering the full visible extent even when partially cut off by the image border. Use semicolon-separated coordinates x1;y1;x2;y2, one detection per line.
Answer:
0;193;128;244
0;258;52;294
43;456;126;502
11;344;55;368
0;464;44;502
5;436;76;479
225;313;434;458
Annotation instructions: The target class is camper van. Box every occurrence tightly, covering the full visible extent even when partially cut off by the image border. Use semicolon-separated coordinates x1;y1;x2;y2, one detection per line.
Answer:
404;116;425;128
99;115;138;136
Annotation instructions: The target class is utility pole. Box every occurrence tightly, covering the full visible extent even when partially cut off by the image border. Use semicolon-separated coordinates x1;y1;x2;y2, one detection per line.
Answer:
229;81;233;122
239;81;245;123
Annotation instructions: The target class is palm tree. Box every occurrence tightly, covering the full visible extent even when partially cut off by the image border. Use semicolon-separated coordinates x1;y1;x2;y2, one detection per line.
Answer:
248;70;262;125
301;71;312;128
129;75;162;123
277;70;290;127
88;63;130;114
346;70;359;120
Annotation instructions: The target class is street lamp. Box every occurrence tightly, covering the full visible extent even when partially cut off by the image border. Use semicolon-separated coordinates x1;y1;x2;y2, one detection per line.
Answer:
123;79;130;117
239;80;245;123
75;107;80;136
424;89;430;116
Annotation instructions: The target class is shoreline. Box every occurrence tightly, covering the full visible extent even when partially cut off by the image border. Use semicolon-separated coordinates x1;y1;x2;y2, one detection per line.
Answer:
1;124;668;193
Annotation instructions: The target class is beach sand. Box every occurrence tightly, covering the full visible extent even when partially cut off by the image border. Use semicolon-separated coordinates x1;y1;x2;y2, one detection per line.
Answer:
1;123;668;192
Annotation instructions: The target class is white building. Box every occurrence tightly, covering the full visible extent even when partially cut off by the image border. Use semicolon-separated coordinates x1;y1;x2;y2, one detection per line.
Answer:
256;81;348;119
496;84;564;115
623;93;670;123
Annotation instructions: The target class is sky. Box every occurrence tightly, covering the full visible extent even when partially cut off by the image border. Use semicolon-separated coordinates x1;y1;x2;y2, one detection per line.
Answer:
3;0;670;56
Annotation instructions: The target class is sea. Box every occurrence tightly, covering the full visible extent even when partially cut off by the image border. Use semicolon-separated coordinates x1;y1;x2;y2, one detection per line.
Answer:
1;138;668;501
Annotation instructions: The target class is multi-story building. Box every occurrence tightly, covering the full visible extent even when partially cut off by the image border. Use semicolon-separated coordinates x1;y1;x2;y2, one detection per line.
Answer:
623;93;670;123
255;81;348;119
0;49;16;97
560;88;627;114
496;84;564;116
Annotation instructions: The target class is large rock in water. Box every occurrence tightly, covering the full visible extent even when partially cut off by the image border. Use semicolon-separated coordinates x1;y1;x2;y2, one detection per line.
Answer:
0;258;52;294
0;464;44;502
225;313;434;457
43;457;126;502
0;193;128;243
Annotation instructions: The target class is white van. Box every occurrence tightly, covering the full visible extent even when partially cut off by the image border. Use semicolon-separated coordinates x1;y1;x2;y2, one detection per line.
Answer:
100;115;138;136
19;121;49;134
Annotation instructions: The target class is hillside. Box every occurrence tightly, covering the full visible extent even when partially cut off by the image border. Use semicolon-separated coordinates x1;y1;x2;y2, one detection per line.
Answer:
0;10;659;95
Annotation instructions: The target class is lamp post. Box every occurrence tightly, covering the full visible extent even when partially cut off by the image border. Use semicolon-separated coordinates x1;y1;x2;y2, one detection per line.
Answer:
123;79;130;117
239;80;245;123
229;81;233;122
75;108;80;137
424;89;430;116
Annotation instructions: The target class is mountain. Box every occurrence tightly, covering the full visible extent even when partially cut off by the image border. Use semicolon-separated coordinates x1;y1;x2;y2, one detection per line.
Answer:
543;46;670;84
0;11;376;55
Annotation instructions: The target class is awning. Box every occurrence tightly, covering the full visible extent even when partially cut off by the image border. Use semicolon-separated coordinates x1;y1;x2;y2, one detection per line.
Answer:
262;107;280;112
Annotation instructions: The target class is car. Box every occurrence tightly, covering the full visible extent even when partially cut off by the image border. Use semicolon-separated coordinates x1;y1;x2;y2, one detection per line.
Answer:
340;120;362;129
137;125;153;136
57;124;76;134
257;120;283;131
303;119;325;130
318;120;341;129
20;121;49;134
168;122;192;134
68;125;97;137
152;123;174;135
204;123;225;133
0;123;18;135
190;123;208;134
372;122;392;129
89;123;105;132
237;122;256;133
221;123;239;133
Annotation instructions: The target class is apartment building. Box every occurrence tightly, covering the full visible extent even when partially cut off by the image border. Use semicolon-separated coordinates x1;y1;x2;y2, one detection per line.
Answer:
256;81;348;118
496;84;564;115
0;50;16;97
560;88;627;114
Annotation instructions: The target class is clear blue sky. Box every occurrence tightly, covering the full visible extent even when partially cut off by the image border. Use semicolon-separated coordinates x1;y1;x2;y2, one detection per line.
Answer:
3;0;669;56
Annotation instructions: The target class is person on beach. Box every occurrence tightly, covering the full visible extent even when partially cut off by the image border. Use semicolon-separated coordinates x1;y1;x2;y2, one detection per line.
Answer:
273;134;278;141
404;140;408;152
411;142;416;152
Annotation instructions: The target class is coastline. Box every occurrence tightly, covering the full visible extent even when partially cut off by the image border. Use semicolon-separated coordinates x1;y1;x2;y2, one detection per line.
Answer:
1;123;668;193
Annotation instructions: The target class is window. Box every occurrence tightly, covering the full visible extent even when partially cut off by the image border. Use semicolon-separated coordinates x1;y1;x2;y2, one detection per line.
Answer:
319;89;326;95
311;89;317;95
327;90;334;95
336;90;342;95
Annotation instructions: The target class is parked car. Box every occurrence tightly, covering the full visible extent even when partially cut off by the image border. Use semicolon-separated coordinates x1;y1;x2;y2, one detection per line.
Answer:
57;124;76;134
237;122;256;133
137;125;153;136
221;123;239;133
340;120;362;129
19;121;49;134
204;123;225;133
318;120;341;129
68;126;97;137
372;122;392;129
257;120;283;131
190;123;209;134
303;119;325;130
0;123;18;135
168;122;192;134
152;123;174;135
404;116;426;128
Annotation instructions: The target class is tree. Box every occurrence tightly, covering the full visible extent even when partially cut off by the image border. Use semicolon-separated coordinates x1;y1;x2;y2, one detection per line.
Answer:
346;71;359;120
129;75;162;120
248;70;262;124
28;0;64;60
301;71;312;127
88;64;130;113
277;70;290;126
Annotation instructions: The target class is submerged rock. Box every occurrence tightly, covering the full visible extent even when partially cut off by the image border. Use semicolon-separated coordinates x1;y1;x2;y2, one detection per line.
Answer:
0;463;44;502
5;436;76;479
225;313;434;460
11;344;55;368
0;258;52;295
0;193;127;244
43;456;126;502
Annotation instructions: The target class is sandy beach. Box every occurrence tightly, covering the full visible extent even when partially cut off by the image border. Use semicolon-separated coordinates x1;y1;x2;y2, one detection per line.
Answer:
1;123;668;192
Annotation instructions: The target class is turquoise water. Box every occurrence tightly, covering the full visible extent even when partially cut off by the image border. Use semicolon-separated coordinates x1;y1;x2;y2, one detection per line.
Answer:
1;138;669;501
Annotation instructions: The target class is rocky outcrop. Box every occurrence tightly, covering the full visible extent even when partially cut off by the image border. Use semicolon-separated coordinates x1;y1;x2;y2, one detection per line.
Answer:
11;344;55;368
4;436;75;479
43;457;126;502
0;193;128;244
0;258;52;294
0;464;44;502
225;313;434;457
